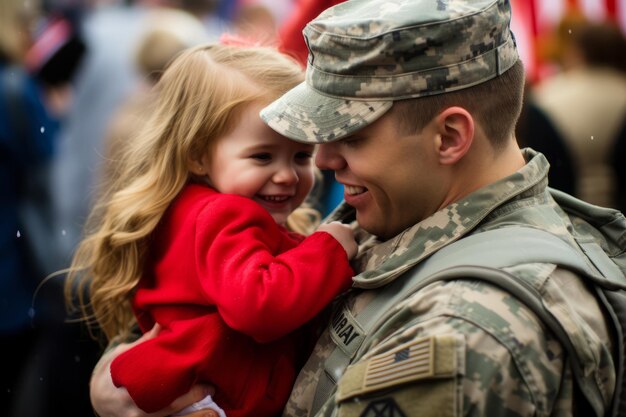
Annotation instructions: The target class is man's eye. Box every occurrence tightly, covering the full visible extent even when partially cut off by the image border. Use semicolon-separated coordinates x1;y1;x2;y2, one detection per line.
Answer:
341;137;362;147
251;153;272;161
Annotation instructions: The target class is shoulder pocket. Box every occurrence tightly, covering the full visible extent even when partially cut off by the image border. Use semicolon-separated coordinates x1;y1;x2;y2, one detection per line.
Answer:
336;334;464;417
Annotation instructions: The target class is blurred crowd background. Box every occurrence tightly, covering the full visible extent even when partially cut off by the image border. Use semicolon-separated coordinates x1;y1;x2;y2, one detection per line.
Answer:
1;0;625;415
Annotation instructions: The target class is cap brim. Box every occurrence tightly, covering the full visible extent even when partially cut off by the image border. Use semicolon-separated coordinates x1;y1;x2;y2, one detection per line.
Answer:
260;81;392;143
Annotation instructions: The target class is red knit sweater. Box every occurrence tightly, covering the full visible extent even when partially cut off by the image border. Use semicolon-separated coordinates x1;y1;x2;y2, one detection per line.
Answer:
110;184;354;415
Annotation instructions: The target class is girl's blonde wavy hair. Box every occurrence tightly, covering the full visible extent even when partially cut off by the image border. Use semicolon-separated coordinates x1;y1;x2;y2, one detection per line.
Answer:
65;43;315;342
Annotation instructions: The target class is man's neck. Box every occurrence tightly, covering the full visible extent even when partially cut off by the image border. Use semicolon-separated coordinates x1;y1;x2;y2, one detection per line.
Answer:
440;139;525;210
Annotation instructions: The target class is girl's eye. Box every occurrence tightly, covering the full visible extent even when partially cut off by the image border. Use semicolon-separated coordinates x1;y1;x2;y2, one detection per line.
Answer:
295;151;313;160
251;153;272;161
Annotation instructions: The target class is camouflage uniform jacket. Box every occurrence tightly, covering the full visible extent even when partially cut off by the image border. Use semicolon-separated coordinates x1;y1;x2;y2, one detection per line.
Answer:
283;149;616;417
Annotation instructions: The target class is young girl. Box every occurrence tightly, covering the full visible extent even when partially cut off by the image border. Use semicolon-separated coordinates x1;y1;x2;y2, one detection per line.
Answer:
65;43;357;417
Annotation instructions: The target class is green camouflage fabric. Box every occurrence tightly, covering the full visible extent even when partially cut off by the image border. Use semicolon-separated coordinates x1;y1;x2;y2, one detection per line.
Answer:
282;149;615;417
260;0;518;143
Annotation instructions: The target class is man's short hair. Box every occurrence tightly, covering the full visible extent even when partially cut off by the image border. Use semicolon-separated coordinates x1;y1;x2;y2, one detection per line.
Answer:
393;59;526;150
261;0;520;144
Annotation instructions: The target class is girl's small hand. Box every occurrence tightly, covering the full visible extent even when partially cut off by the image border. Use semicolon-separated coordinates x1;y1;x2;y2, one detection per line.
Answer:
90;324;214;417
317;221;358;259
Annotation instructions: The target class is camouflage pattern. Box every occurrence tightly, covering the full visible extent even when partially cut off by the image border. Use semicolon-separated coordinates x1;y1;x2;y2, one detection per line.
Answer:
261;0;519;143
283;149;615;417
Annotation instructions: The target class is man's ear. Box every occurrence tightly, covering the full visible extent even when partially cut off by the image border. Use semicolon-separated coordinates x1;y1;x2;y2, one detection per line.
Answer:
434;106;474;165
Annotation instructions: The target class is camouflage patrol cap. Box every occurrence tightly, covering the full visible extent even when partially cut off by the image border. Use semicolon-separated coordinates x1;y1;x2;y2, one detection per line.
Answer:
261;0;519;143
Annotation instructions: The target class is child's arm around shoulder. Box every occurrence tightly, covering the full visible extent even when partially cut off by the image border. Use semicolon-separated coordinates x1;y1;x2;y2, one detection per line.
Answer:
196;194;355;343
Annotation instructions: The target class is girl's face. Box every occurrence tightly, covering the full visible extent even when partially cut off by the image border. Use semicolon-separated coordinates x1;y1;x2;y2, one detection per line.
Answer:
202;103;315;225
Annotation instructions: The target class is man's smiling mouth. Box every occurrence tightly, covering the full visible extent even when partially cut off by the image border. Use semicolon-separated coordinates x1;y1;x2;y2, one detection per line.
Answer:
345;185;367;196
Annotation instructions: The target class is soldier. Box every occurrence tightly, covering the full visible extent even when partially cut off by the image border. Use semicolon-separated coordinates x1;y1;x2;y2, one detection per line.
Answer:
89;0;618;416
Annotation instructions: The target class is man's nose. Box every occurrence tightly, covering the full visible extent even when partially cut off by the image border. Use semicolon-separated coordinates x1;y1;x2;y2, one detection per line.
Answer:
315;143;344;171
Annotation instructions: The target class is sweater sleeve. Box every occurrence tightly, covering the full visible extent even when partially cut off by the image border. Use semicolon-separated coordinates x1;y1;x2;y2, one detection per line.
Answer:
196;195;354;343
110;314;236;413
111;304;313;416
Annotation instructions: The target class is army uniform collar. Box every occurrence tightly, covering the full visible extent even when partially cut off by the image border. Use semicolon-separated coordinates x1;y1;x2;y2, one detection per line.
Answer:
327;148;549;289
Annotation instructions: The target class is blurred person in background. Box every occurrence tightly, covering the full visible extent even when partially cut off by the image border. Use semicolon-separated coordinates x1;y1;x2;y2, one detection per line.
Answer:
16;5;213;415
0;0;79;414
4;2;98;417
100;8;209;194
515;83;577;196
529;13;626;209
49;0;222;275
230;0;280;44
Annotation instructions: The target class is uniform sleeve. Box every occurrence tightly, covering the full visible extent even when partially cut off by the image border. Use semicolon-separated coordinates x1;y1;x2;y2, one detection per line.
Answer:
195;195;354;343
333;280;566;417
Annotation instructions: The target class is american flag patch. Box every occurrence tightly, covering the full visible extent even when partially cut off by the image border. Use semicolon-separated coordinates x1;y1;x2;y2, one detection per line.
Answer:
364;336;435;390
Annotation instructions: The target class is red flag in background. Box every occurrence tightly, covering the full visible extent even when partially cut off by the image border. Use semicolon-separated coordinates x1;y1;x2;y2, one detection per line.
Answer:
510;0;625;82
